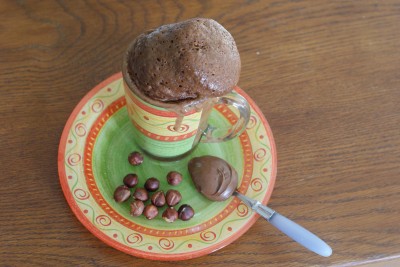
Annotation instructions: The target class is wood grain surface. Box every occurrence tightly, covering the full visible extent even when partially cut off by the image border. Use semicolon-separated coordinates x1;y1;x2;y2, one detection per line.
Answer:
1;0;400;266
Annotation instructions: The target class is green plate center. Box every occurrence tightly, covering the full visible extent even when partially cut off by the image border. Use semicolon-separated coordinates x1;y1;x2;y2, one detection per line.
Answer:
92;107;244;230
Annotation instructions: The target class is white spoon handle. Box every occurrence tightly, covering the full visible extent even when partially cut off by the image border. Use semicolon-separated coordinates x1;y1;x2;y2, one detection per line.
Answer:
268;211;332;257
234;191;332;257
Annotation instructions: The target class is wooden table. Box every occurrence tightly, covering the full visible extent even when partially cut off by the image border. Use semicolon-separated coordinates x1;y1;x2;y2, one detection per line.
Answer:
1;1;399;266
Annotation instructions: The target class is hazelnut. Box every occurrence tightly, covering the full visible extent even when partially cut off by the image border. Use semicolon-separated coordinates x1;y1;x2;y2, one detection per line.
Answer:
162;207;178;223
123;173;138;188
128;151;143;166
133;187;148;201
113;185;131;203
166;189;182;206
130;200;144;216
151;191;166;207
178;204;194;221
166;171;183;186
144;204;158;220
144;177;159;192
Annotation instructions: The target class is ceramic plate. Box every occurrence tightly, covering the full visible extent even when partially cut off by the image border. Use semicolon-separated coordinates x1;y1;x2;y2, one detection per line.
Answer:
58;73;276;261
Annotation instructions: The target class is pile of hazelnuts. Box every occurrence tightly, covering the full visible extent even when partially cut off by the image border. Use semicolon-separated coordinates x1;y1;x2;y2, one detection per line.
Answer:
113;151;194;222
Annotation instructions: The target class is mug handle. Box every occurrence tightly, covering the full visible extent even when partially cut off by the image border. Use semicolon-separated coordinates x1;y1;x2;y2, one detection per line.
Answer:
201;91;250;143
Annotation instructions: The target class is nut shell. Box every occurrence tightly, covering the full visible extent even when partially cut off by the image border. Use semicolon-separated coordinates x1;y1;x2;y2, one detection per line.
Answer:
167;171;183;186
178;204;194;221
151;191;166;207
144;177;160;192
166;189;182;206
128;151;144;166
162;207;178;223
133;187;149;201
144;204;158;220
130;200;144;216
113;185;131;203
123;173;139;188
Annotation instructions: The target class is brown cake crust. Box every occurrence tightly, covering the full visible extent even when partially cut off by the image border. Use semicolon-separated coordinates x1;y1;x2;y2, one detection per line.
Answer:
127;18;241;102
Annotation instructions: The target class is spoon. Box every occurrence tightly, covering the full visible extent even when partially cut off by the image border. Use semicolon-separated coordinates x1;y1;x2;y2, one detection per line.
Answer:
188;156;332;257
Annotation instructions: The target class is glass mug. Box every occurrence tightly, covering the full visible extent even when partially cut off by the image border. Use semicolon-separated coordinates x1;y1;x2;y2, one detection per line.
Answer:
122;50;250;159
